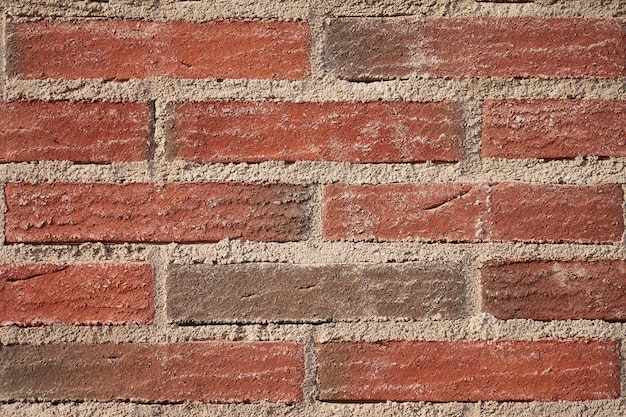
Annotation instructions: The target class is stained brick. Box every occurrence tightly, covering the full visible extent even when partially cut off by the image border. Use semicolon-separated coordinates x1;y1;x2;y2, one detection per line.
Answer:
0;342;304;403
5;182;310;244
482;260;626;321
167;263;468;323
325;18;626;80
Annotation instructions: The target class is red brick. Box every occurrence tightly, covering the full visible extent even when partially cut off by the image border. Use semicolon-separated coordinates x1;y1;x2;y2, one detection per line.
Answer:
482;100;626;159
317;340;621;402
9;20;310;80
0;101;153;163
322;183;486;242
165;101;463;163
485;183;624;243
325;18;626;80
0;341;304;403
0;263;154;326
5;182;310;244
323;183;623;243
482;260;626;321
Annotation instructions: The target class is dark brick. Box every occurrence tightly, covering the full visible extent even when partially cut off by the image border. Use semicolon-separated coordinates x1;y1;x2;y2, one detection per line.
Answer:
166;263;468;324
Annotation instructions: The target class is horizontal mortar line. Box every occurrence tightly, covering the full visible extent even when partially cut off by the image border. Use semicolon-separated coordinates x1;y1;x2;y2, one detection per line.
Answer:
0;402;622;417
1;161;626;186
4;78;626;102
0;242;623;264
0;401;475;417
5;2;309;21
314;319;626;342
0;323;313;344
5;0;625;20
477;401;625;417
0;319;625;345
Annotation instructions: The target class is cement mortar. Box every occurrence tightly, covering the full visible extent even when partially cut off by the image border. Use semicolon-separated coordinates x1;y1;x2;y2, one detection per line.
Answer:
1;0;626;416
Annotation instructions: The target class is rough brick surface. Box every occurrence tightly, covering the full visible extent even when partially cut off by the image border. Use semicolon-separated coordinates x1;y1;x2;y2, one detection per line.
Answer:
485;183;624;243
9;20;311;80
317;340;621;402
0;101;153;163
323;183;624;243
166;263;467;324
0;342;304;403
325;17;626;80
0;263;154;326
165;101;463;163
5;183;310;244
482;260;626;321
482;100;626;159
323;183;487;242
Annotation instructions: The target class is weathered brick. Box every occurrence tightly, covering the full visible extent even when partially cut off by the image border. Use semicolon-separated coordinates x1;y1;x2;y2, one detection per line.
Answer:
317;340;621;402
0;263;154;326
5;182;310;244
0;342;304;403
323;183;624;243
482;100;626;159
322;183;487;242
0;101;153;163
485;183;623;243
482;260;626;321
165;101;463;163
166;263;468;324
9;20;310;80
325;17;625;80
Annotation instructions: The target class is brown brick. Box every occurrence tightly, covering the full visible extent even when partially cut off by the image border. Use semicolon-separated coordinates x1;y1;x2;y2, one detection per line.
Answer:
485;183;624;243
317;340;621;402
165;101;463;163
325;17;625;80
5;182;310;244
0;101;153;163
10;20;310;80
322;183;487;242
0;342;304;403
0;263;154;326
482;100;626;159
482;260;626;321
166;263;468;324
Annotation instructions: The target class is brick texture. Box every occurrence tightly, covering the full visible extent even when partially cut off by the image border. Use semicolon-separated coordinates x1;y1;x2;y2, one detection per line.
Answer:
323;183;487;242
482;260;626;321
482;100;626;159
9;20;311;80
317;340;621;402
325;17;626;80
0;101;153;163
0;263;154;326
5;182;310;244
323;183;624;243
0;342;304;403
165;101;463;163
485;183;623;243
166;263;467;324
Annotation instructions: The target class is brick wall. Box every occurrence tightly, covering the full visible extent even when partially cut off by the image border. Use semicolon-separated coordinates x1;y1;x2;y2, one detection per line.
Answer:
0;0;625;416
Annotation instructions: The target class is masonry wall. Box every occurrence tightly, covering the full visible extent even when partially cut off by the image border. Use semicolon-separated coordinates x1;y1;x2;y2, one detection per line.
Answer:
0;0;625;416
